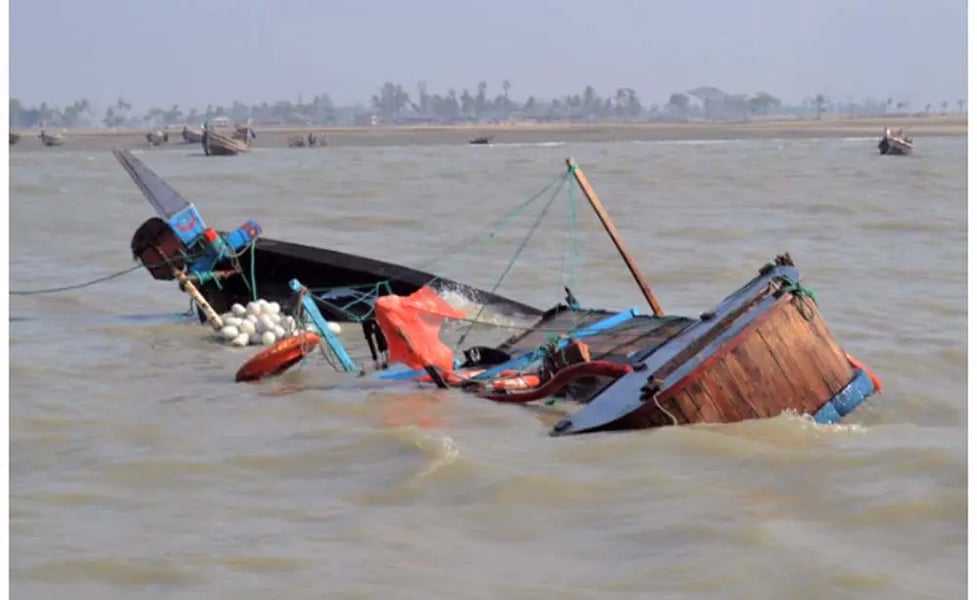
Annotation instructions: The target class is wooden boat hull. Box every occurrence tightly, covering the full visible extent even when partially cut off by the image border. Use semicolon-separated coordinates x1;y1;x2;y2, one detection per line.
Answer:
202;130;249;156
550;256;880;435
879;136;913;155
39;133;64;146
146;131;169;146
182;128;204;143
189;236;543;322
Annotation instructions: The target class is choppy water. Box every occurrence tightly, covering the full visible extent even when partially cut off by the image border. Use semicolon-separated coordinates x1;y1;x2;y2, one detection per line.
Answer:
10;135;967;599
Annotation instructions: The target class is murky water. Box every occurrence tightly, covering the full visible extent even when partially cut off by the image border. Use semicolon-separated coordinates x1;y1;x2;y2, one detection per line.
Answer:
10;135;967;599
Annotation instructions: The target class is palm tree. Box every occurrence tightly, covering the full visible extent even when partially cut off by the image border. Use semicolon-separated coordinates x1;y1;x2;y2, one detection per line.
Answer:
813;94;827;120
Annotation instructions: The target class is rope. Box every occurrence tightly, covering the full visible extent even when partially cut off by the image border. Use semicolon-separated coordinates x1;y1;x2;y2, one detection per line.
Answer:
296;169;576;328
774;275;818;321
412;171;569;274
454;178;564;349
10;264;145;295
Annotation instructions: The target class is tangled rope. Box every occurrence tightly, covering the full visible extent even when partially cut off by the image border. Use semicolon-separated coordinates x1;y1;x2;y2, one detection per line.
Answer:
774;275;818;321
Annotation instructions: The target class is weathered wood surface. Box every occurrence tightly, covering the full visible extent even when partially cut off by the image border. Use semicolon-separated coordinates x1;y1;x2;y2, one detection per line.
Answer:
626;292;853;428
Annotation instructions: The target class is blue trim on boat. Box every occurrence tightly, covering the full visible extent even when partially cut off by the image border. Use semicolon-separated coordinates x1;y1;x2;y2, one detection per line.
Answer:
812;368;876;424
375;306;643;381
289;278;359;373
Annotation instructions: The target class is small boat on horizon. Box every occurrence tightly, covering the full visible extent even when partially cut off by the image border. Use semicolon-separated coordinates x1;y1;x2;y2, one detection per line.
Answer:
878;127;913;155
39;129;65;147
146;129;169;146
182;125;204;144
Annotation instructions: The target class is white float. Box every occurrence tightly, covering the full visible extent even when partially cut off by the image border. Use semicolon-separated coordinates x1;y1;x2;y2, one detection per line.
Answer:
211;300;342;347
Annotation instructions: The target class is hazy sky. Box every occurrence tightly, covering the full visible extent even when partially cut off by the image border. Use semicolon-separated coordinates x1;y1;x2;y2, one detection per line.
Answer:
10;0;968;111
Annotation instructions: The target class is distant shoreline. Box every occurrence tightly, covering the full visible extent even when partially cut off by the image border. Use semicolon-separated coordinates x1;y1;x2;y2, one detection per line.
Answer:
9;115;966;151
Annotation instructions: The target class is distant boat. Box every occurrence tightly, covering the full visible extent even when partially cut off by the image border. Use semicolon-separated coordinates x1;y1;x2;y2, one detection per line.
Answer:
38;129;65;147
878;127;913;156
9;132;20;145
287;132;325;148
181;126;203;144
469;136;494;145
146;130;169;146
232;118;257;144
202;128;249;156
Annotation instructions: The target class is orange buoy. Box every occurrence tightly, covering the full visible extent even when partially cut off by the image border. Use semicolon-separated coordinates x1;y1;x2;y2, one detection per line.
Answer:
489;373;541;392
235;331;320;383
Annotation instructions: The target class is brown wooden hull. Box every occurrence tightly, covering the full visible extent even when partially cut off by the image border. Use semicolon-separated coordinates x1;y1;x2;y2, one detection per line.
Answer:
551;256;879;435
626;294;852;428
202;130;249;156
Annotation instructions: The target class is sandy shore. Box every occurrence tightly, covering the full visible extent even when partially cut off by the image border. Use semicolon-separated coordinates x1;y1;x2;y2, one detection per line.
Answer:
9;114;966;152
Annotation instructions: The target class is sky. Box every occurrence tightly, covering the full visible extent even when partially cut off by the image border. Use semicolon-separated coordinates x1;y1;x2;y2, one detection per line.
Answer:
9;0;969;113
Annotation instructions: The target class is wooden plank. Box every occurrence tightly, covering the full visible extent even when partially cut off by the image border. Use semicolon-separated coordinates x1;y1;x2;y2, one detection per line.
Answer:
693;371;745;424
718;349;766;418
703;360;758;422
756;311;832;415
778;300;852;403
804;309;855;392
682;377;726;424
729;337;796;418
663;387;699;424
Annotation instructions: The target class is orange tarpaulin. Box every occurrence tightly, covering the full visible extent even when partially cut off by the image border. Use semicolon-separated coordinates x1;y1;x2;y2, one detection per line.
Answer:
374;286;466;374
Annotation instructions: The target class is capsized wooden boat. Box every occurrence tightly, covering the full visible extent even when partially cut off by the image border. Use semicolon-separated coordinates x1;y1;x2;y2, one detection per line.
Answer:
878;127;913;155
39;129;65;146
202;128;249;156
146;130;169;146
260;158;882;436
112;148;542;323
182;126;204;143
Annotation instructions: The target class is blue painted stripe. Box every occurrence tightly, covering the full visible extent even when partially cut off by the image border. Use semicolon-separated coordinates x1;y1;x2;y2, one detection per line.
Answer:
375;307;642;381
289;278;358;373
813;368;877;424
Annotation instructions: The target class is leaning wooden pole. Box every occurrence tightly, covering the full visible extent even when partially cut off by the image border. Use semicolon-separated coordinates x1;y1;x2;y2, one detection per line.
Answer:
174;269;224;330
566;157;665;317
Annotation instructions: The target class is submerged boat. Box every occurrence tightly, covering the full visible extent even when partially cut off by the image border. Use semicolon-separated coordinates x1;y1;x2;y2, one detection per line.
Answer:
113;148;542;324
878;127;913;155
239;158;882;436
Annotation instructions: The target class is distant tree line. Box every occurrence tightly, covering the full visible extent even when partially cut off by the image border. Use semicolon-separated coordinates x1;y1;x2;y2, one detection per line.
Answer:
9;81;968;129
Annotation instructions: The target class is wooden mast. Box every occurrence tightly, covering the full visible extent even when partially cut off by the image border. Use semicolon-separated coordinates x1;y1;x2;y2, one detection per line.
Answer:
565;157;665;317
